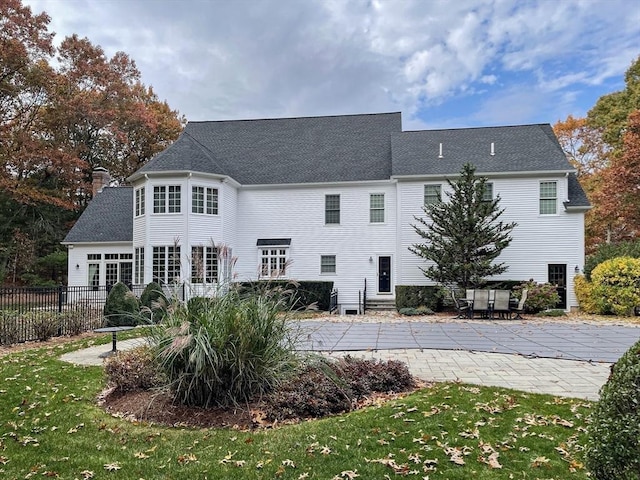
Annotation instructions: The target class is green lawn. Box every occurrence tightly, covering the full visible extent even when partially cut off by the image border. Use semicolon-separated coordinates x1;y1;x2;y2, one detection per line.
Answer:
0;336;593;479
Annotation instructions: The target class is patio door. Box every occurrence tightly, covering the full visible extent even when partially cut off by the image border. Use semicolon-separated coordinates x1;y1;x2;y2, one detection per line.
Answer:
548;264;566;309
378;256;391;293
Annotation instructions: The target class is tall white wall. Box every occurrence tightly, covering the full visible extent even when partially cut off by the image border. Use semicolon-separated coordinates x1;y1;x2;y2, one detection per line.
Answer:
66;243;132;286
234;182;397;308
397;174;584;308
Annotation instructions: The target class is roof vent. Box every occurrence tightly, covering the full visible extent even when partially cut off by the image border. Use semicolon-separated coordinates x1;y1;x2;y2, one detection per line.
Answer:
438;143;443;158
490;142;495;156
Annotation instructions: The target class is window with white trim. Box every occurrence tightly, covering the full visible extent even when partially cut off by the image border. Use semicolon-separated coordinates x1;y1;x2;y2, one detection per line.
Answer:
153;186;166;213
152;246;181;284
168;186;181;213
87;253;100;290
134;247;144;284
482;183;493;202
191;246;218;283
105;253;133;287
135;187;145;216
320;255;336;274
192;186;219;215
370;193;384;223
325;194;340;224
153;185;181;213
260;248;288;277
424;184;441;205
540;181;557;214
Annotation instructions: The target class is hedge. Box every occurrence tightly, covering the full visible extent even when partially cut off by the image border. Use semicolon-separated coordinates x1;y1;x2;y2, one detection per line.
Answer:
395;285;443;312
235;280;334;311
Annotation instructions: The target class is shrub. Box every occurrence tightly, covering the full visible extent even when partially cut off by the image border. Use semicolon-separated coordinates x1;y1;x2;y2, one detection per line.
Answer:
104;346;165;392
236;280;334;311
60;310;85;336
335;355;415;397
395;285;442;311
139;282;168;323
398;306;434;316
590;257;640;316
584;239;640;280
151;286;298;407
512;280;561;313
574;274;599;314
103;282;140;326
30;311;60;341
585;338;640;479
0;311;19;345
535;309;566;317
264;361;353;421
264;356;415;421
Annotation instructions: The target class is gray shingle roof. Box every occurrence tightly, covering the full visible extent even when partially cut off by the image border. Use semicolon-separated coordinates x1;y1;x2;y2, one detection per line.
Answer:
66;113;590;245
391;124;572;177
62;187;132;243
566;172;591;208
134;112;401;184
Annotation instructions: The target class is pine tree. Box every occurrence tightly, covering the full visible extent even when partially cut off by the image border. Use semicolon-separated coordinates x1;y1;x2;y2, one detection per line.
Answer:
409;163;516;288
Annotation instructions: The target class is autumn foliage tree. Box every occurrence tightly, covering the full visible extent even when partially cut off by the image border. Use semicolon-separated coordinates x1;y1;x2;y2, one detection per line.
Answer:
0;0;184;284
554;56;640;251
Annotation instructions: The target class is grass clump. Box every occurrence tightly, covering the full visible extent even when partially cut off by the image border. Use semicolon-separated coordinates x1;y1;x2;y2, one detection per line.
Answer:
151;286;298;407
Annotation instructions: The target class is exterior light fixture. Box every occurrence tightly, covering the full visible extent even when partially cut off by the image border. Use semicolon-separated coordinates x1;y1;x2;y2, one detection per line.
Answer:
574;265;580;273
76;264;80;269
369;256;373;262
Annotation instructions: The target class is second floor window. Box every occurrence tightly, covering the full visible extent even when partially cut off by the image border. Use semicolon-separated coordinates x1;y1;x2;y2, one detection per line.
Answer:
135;187;145;216
153;186;181;213
424;185;441;205
540;181;557;214
370;193;384;223
192;186;219;214
482;183;493;202
325;194;340;224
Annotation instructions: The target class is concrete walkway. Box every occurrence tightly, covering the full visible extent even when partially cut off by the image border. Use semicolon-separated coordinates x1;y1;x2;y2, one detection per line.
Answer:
61;319;640;401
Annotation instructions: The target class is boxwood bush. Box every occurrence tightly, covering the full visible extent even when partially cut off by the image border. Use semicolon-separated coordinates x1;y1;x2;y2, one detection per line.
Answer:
103;282;140;326
584;239;640;280
139;281;168;323
590;257;640;316
586;337;640;479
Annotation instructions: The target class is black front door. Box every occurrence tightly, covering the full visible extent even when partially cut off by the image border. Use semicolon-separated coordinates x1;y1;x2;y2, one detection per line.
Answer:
378;256;391;293
548;264;567;309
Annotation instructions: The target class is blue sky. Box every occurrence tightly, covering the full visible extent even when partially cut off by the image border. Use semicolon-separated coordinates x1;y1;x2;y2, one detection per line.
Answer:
23;0;640;130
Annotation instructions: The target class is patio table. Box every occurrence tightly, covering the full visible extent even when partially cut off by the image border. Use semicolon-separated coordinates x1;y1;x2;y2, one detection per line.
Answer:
94;326;135;357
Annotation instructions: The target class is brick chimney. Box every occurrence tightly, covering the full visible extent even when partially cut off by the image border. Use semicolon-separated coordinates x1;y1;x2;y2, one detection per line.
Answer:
92;167;111;196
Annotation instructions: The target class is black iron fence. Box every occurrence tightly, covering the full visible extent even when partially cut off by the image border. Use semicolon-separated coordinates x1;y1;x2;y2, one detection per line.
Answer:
0;285;153;346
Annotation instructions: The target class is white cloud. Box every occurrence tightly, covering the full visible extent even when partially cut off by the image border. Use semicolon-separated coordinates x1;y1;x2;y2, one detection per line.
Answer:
22;0;640;126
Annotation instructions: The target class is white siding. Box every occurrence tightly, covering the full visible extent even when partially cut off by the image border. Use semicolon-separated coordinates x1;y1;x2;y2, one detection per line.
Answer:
66;243;133;287
234;183;397;308
397;174;584;308
70;172;586;310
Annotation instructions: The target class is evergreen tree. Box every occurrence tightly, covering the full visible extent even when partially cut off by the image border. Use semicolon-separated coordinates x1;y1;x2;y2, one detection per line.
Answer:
410;163;516;288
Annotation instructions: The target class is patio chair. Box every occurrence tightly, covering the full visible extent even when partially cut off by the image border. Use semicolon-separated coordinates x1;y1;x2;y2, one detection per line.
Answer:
512;289;528;319
451;290;471;318
472;289;490;318
492;289;511;319
465;289;475;302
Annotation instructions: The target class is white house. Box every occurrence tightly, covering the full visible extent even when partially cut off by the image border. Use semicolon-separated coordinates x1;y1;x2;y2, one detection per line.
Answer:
62;112;590;312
